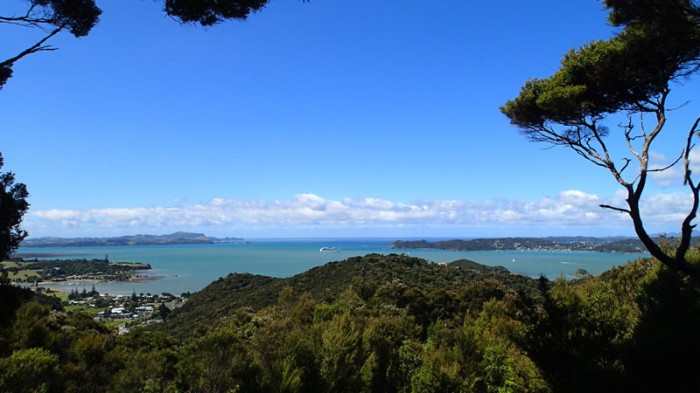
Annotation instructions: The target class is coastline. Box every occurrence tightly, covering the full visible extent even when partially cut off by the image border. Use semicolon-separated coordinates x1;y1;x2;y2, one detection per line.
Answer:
38;271;167;291
16;241;647;296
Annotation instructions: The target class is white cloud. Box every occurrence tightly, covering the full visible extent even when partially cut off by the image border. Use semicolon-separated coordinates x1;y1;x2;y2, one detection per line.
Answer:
23;190;698;237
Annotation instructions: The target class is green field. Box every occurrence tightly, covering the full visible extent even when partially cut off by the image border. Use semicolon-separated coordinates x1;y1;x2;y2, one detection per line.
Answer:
1;261;41;281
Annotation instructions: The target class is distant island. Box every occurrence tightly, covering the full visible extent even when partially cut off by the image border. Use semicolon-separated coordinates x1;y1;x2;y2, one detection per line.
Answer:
20;231;244;248
390;236;659;253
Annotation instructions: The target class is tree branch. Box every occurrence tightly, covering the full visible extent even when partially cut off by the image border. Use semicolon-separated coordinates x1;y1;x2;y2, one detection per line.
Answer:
647;152;683;173
0;25;63;68
599;204;631;214
676;116;700;264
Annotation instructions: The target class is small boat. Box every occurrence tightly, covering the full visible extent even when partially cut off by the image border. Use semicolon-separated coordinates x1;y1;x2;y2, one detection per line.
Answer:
319;247;339;252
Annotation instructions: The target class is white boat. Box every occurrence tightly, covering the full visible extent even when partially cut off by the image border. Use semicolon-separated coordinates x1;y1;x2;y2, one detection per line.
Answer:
319;247;339;252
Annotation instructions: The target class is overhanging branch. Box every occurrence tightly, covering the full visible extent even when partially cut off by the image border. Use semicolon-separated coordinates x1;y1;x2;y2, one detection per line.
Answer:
600;204;631;214
0;25;63;68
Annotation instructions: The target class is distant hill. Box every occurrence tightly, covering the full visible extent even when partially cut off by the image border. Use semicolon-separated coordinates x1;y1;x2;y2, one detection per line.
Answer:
159;253;534;338
391;236;655;253
20;232;244;247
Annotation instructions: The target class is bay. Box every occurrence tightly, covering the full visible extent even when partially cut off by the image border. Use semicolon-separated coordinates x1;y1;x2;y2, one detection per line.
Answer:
18;239;647;296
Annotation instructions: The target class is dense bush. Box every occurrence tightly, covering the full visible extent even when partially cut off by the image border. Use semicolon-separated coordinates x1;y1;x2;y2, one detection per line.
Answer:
1;254;698;392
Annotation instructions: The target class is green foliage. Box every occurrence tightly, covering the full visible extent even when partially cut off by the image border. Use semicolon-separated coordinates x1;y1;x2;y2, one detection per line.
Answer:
162;254;536;339
0;153;29;261
4;251;700;391
523;277;630;392
29;0;102;37
0;347;59;393
501;0;700;280
502;0;700;129
164;0;270;26
21;258;150;282
0;1;102;88
176;326;261;392
622;266;700;392
10;303;52;351
317;311;364;392
0;284;35;333
108;328;179;393
156;254;548;392
0;65;11;88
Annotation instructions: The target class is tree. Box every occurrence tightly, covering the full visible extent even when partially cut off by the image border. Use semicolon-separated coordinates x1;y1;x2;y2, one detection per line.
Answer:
163;0;270;26
501;0;700;278
1;0;310;89
0;347;60;393
0;153;29;262
0;0;101;88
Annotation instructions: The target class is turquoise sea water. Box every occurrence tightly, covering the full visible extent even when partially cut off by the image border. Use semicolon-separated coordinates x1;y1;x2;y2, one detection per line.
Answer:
18;239;647;296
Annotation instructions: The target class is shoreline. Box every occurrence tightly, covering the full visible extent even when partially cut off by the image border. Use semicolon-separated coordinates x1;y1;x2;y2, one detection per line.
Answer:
38;272;168;290
393;247;648;255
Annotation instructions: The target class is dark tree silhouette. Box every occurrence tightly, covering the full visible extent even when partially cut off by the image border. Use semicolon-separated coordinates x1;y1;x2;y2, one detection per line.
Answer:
502;0;700;279
1;0;309;88
0;153;29;262
0;0;101;88
163;0;270;26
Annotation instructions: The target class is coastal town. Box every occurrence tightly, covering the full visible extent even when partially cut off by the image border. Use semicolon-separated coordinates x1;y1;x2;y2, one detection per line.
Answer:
66;288;187;334
1;256;187;332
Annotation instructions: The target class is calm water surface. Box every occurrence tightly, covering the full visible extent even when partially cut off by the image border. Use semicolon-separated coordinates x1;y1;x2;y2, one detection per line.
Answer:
18;239;647;295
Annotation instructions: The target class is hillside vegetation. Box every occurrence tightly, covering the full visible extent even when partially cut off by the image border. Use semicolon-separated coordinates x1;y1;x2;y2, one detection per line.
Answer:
160;254;534;338
2;253;700;392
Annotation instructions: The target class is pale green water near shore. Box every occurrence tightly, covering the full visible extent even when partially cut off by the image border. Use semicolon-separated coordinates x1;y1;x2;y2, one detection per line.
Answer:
18;239;647;296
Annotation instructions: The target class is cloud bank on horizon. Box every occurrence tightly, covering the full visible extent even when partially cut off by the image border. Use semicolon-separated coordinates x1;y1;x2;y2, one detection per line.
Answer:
24;190;694;238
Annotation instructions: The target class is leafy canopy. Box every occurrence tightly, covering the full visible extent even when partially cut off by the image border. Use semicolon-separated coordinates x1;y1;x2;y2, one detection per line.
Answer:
164;0;270;26
501;0;700;279
2;0;300;88
0;154;29;261
501;0;700;132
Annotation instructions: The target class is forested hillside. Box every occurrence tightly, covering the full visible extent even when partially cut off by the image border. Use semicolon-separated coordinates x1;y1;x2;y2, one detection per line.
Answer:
160;254;534;338
3;253;700;392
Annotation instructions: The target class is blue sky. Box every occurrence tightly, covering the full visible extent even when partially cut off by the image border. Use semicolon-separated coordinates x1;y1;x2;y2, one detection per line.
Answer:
2;0;699;238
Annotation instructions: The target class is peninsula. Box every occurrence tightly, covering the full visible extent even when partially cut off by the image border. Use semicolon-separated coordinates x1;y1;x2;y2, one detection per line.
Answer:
390;236;655;253
1;257;153;286
20;231;244;248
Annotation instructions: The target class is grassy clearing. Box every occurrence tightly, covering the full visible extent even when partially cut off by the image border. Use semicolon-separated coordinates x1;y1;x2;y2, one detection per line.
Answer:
65;304;105;316
0;261;21;269
2;261;42;281
49;290;70;301
8;269;42;281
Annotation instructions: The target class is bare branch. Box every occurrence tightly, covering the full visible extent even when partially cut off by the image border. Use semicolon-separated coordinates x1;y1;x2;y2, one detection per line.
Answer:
0;3;55;27
632;91;669;201
668;100;691;111
648;152;683;173
683;116;700;185
638;112;648;139
0;16;56;26
0;25;64;68
600;204;631;214
619;158;632;174
623;116;642;172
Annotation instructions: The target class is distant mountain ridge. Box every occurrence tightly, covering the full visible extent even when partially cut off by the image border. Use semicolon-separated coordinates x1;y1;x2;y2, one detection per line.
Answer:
391;236;656;253
21;232;244;247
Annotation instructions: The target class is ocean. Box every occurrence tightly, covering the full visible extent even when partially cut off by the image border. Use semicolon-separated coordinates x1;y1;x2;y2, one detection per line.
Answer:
19;239;648;296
